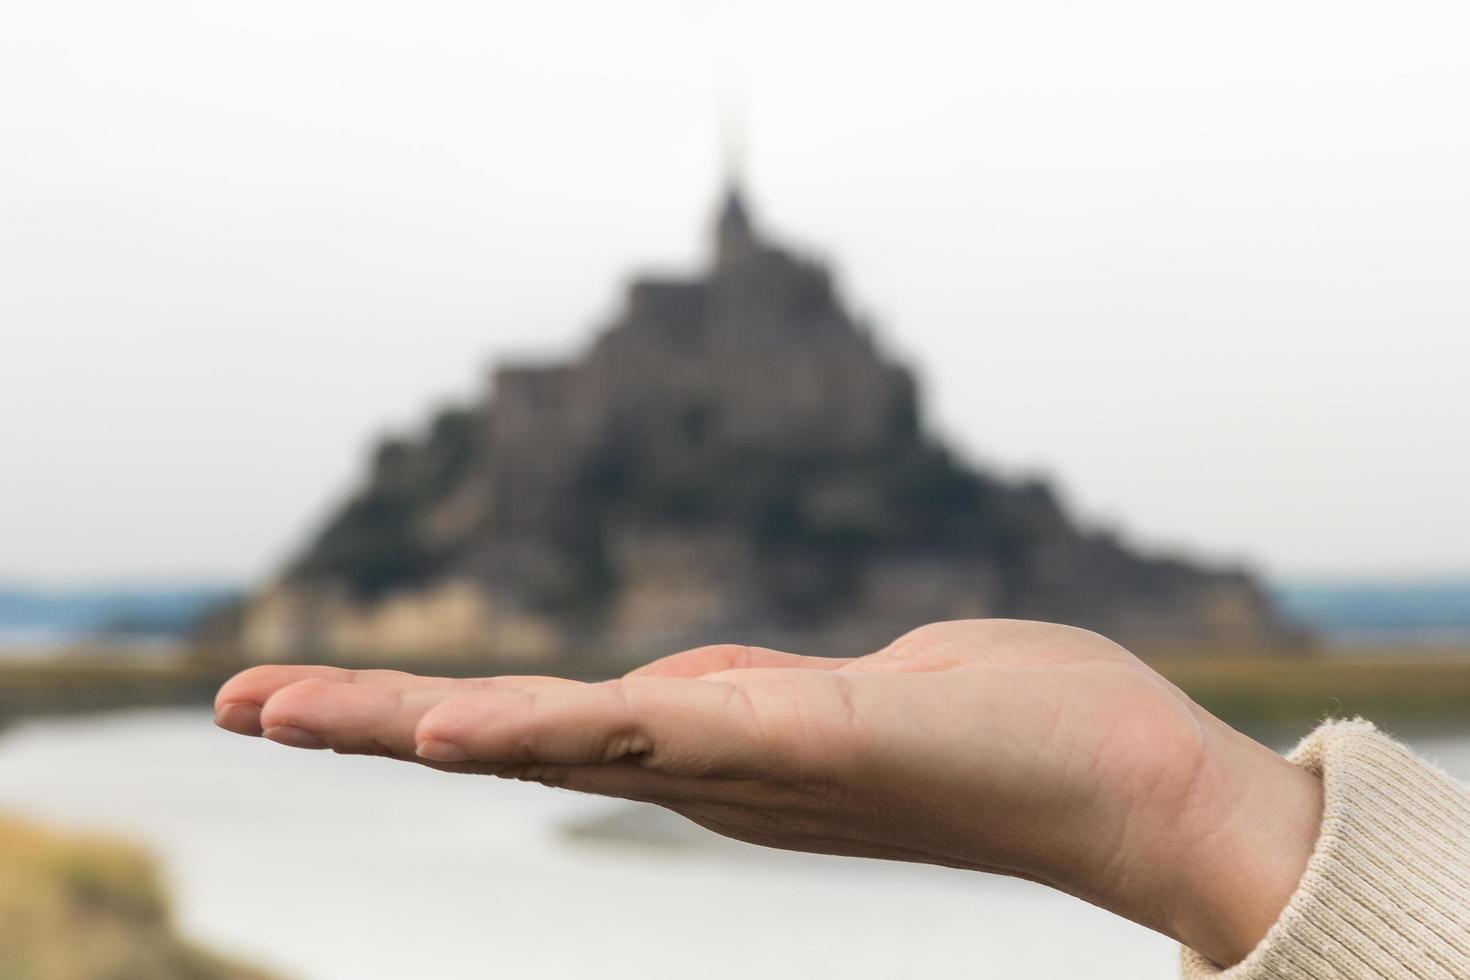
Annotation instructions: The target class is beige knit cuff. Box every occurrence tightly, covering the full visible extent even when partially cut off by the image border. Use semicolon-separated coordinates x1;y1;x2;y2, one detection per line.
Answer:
1180;719;1470;980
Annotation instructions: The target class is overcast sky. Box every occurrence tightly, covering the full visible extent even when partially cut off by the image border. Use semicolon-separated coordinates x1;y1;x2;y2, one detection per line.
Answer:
2;0;1467;585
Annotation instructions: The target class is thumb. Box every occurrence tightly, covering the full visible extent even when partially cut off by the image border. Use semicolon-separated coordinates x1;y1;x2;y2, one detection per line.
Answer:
628;643;855;679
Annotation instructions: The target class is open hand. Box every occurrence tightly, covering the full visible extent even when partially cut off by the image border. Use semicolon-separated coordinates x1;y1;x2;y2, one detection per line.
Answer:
215;619;1321;968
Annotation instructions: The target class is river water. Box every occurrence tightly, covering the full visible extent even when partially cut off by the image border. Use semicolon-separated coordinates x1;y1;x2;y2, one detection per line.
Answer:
1;710;1467;980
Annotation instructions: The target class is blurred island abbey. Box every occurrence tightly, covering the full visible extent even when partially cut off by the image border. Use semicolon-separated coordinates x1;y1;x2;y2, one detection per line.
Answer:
202;182;1297;668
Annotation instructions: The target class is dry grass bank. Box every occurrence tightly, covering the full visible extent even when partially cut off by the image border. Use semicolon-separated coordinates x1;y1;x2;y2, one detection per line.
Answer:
1155;651;1470;736
0;815;281;980
0;658;231;727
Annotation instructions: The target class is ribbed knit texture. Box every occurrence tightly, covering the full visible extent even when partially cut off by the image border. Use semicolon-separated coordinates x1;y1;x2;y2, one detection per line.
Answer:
1180;720;1470;979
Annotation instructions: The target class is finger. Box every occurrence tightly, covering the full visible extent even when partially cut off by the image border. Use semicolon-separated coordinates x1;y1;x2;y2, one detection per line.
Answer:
492;760;771;807
414;676;781;777
258;679;447;755
256;675;582;758
628;643;855;679
214;664;575;736
217;665;341;734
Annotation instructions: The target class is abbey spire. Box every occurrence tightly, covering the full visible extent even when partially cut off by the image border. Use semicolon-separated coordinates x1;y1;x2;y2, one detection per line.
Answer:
714;181;756;263
713;116;757;263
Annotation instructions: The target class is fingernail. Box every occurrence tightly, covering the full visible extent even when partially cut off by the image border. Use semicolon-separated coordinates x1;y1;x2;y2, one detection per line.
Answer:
416;739;470;762
263;726;329;750
215;702;263;736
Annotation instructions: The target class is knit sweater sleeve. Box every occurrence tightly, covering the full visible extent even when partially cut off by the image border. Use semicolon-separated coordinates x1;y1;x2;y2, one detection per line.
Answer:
1180;719;1470;979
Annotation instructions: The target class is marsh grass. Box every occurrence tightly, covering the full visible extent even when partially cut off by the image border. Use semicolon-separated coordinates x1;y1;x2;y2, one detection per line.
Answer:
1;646;1467;738
1155;652;1470;738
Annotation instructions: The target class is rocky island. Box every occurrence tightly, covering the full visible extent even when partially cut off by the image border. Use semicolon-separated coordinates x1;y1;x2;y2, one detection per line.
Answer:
223;184;1300;670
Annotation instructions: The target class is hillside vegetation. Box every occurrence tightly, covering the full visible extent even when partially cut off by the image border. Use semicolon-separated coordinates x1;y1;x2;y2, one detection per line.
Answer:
0;815;280;980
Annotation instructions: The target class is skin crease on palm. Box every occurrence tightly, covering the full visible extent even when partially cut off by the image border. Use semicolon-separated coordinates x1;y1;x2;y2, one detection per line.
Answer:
214;619;1323;969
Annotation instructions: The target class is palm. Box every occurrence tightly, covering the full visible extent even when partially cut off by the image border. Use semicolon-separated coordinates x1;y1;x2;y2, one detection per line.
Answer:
651;622;1207;884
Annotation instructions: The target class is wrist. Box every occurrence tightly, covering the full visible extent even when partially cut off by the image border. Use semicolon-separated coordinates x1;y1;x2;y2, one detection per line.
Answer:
1156;714;1324;967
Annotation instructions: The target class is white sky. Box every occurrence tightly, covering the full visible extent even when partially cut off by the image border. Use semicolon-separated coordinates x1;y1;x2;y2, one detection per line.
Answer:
2;0;1467;585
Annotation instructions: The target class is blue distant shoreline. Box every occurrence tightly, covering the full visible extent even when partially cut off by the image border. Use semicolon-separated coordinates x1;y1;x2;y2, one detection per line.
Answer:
1272;578;1470;646
0;579;1466;652
0;585;240;651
